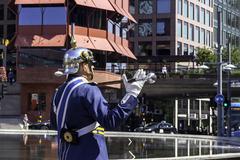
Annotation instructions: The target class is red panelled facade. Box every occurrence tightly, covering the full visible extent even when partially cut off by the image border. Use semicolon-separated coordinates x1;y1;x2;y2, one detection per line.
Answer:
13;0;136;121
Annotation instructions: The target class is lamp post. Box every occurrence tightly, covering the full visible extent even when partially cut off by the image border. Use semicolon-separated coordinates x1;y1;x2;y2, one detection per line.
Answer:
216;10;224;137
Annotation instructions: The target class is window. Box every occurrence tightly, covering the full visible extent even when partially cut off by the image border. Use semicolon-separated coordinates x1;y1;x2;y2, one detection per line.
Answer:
138;42;152;56
214;5;217;20
122;29;127;39
189;3;194;20
138;20;152;37
0;25;3;39
195;5;200;22
205;0;210;6
213;27;217;43
115;25;120;36
200;28;205;44
206;30;210;46
156;41;170;55
157;0;171;13
183;22;188;39
7;8;16;20
189;45;194;55
189;24;194;41
7;25;15;40
227;12;231;26
130;0;135;14
19;6;66;25
18;48;64;68
0;4;4;20
177;42;182;55
183;0;188;17
139;0;153;15
157;19;170;36
184;43;188;55
200;8;205;24
177;20;182;37
178;0;182;15
195;26;200;43
206;10;210;26
29;93;46;111
107;20;114;33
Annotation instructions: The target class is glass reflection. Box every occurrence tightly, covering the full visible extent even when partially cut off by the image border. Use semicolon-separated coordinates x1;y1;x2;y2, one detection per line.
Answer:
18;49;64;68
19;6;66;25
138;20;152;37
0;134;240;159
139;0;153;15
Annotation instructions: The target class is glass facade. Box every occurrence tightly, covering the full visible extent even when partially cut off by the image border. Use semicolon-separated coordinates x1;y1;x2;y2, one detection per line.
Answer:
7;25;15;40
0;4;3;20
157;0;171;13
0;25;3;38
189;3;194;20
184;0;188;17
139;0;153;15
156;41;170;55
177;20;182;37
183;43;188;55
177;42;182;55
189;24;194;41
19;6;67;25
138;42;152;56
138;20;152;37
183;22;188;39
178;0;182;15
18;49;64;68
157;19;170;36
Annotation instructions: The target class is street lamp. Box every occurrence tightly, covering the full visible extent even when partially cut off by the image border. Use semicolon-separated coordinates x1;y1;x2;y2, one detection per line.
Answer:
213;64;236;137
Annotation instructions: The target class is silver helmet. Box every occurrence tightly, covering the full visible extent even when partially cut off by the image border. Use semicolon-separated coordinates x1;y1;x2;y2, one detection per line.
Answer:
55;48;94;76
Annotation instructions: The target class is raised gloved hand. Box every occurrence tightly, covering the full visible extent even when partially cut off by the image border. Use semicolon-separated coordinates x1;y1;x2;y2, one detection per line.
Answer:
122;69;147;98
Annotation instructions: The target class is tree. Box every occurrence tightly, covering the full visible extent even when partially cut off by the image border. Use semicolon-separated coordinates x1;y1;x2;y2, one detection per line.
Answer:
195;47;216;65
222;47;240;65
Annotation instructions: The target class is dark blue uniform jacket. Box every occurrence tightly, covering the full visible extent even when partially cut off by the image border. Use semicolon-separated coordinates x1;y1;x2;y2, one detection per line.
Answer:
50;75;138;160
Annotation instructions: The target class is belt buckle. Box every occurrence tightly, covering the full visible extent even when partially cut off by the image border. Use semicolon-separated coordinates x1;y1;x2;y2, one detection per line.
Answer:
60;128;79;144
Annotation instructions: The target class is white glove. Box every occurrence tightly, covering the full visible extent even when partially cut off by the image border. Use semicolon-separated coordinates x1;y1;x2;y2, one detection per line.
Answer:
122;69;147;98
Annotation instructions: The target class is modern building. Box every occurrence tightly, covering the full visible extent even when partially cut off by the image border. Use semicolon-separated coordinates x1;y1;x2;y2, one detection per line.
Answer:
0;0;16;70
10;0;136;121
128;0;216;133
129;0;213;71
213;0;240;48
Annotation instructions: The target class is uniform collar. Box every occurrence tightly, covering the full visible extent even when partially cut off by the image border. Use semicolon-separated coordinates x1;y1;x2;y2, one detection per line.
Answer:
67;75;89;83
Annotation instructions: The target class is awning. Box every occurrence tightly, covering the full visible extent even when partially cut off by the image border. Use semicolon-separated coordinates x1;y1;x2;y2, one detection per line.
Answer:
109;0;136;23
89;37;114;52
122;46;137;60
15;34;66;47
15;0;65;4
73;34;114;52
109;40;136;60
74;35;95;50
75;0;114;11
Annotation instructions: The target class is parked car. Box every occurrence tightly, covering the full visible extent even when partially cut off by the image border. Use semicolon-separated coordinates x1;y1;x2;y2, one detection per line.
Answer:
231;130;240;137
134;121;177;134
29;120;50;130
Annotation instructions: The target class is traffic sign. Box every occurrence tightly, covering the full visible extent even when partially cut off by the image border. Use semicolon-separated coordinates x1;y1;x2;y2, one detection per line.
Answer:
215;94;224;104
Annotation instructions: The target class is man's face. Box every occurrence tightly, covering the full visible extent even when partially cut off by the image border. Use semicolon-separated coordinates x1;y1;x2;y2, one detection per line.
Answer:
80;62;94;81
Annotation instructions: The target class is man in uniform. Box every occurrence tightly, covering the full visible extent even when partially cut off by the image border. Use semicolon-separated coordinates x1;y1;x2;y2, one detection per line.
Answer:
50;47;147;160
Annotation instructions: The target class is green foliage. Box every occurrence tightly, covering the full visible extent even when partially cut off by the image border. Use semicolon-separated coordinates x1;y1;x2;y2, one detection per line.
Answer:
195;47;216;65
222;48;240;65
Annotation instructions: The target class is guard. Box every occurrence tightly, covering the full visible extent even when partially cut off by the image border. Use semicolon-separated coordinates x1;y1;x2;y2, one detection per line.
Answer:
50;46;147;160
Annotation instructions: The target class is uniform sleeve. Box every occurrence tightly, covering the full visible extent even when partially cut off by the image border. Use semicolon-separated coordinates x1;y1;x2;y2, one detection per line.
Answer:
85;85;138;130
